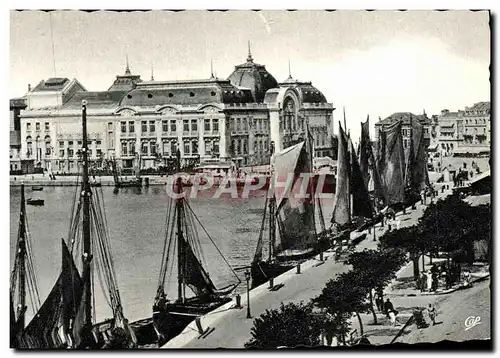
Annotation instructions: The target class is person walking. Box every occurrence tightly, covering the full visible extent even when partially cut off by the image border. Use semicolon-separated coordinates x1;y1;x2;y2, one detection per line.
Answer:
426;271;433;293
427;303;437;326
384;298;397;327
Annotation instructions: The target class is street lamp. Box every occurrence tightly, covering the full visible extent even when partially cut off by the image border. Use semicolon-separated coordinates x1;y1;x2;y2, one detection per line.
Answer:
244;268;252;319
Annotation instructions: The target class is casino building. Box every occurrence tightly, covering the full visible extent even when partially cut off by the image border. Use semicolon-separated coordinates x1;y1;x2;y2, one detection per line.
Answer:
18;47;336;173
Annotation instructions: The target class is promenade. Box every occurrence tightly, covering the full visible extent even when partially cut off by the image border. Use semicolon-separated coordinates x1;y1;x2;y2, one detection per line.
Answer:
163;188;456;349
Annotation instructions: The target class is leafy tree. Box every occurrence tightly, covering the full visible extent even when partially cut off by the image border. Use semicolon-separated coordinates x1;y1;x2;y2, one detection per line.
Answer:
346;248;407;324
312;270;369;339
378;226;423;280
245;301;322;349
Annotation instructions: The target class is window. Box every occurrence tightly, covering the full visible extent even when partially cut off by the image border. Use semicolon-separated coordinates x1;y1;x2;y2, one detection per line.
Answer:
171;141;177;154
36;122;40;131
45;122;49;131
59;141;64;147
68;141;74;147
77;140;82;146
192;140;198;154
141;121;147;133
184;141;191;154
130;142;135;155
68;149;74;157
213;119;219;133
243;139;248;154
162;120;168;132
89;149;93;158
205;140;212;154
45;142;51;156
204;119;210;132
236;118;241;132
96;149;102;157
121;121;127;133
59;149;65;157
27;123;31;131
213;141;219;154
183;120;189;132
129;121;135;133
254;140;258;153
122;142;128;156
170;120;177;132
163;141;170;155
150;142;156;156
141;142;148;155
191;119;198;132
149;121;155;133
108;122;113;131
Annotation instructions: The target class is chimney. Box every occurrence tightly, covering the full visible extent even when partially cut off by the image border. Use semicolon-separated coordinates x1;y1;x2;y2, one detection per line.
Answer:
28;84;31;92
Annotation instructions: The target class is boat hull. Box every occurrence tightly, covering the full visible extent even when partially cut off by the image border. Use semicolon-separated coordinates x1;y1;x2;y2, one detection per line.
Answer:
251;260;297;289
131;297;231;347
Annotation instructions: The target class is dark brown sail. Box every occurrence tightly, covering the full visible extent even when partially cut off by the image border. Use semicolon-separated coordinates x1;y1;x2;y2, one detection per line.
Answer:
349;138;373;219
17;239;83;349
182;237;217;298
380;120;405;205
331;123;350;225
273;141;316;256
359;117;371;189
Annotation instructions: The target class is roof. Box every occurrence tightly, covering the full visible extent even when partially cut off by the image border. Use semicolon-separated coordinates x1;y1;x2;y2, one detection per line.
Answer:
10;97;27;109
31;77;70;92
279;80;327;103
120;78;254;107
227;52;278;103
10;131;21;146
469;170;490;185
376;112;430;126
466;102;490;112
63;91;128;109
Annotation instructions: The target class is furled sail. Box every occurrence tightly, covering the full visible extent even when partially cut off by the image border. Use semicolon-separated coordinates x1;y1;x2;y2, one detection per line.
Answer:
380;120;405;205
407;117;428;193
359;117;371;189
331;123;350;225
17;239;84;349
273;141;316;255
349;138;373;219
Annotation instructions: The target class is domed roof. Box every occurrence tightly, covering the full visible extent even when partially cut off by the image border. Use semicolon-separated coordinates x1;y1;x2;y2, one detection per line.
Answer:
227;46;278;103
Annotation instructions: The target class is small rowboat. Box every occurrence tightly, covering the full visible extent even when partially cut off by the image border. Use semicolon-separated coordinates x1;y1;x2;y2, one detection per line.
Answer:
26;198;44;206
32;187;44;191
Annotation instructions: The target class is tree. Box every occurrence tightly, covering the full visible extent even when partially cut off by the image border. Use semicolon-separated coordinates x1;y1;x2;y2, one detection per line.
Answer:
346;248;407;324
312;270;369;340
378;226;423;280
245;301;322;349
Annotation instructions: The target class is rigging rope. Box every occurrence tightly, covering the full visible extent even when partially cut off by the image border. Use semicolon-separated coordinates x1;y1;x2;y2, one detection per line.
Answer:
184;201;241;285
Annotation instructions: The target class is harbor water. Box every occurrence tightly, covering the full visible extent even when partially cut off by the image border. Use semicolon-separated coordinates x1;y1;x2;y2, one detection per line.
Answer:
10;185;333;325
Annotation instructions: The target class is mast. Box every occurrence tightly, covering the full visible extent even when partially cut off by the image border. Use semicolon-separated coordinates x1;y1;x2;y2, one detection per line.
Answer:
17;184;27;329
81;100;93;329
175;147;185;303
268;142;275;261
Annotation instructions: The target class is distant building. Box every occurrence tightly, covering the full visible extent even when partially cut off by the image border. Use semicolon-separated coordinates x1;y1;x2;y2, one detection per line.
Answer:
374;112;431;154
18;49;336;174
436;102;490;157
10;97;27;173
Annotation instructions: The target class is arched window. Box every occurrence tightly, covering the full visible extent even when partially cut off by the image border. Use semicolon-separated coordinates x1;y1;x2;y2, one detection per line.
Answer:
26;136;33;157
45;135;51;156
283;97;296;133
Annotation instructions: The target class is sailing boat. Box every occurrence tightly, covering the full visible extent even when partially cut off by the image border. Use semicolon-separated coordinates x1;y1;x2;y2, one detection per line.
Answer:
11;101;137;349
129;149;241;347
250;130;328;289
112;153;142;188
10;184;41;348
330;121;375;240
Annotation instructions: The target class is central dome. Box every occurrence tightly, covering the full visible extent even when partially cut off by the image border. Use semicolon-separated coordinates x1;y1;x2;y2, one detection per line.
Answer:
227;49;278;103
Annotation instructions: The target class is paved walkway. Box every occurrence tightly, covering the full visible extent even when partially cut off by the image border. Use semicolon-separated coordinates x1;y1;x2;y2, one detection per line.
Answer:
163;189;454;348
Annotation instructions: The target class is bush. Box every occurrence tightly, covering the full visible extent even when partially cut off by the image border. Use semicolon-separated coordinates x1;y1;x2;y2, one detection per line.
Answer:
245;302;322;349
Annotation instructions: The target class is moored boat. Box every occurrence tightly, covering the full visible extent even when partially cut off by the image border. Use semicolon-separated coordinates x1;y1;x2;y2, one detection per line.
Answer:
130;149;241;347
26;198;44;206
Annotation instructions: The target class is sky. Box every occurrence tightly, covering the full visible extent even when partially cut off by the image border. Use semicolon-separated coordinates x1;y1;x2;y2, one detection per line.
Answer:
9;10;490;141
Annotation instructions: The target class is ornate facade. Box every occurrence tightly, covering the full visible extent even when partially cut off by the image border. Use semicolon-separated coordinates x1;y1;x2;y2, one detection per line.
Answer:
17;49;335;173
